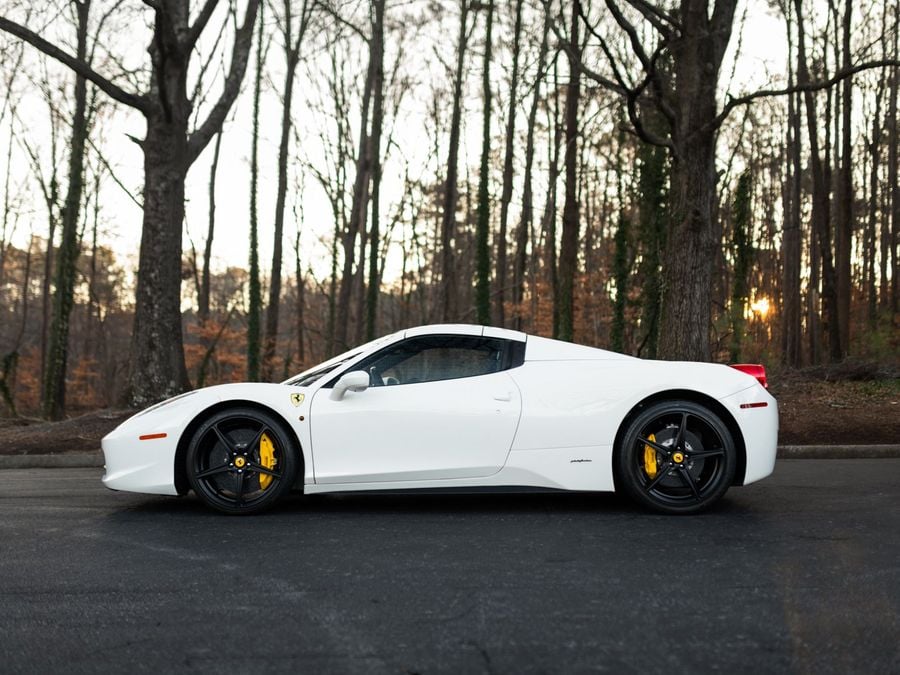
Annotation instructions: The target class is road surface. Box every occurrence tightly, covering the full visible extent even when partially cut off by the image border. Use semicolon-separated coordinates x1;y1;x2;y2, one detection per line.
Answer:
1;460;898;673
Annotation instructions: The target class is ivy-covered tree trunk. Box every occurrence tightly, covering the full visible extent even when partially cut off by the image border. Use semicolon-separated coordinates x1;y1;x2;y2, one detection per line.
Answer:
42;0;90;421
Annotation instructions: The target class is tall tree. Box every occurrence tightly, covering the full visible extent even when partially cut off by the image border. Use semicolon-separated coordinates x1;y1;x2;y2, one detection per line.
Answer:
565;0;896;359
512;10;549;331
247;0;265;381
439;0;471;322
262;0;313;381
729;172;752;362
198;129;223;324
41;0;91;420
496;0;524;327
835;0;853;356
364;0;386;341
334;8;375;350
557;1;581;342
795;0;842;361
474;0;494;325
635;138;667;359
1;0;262;405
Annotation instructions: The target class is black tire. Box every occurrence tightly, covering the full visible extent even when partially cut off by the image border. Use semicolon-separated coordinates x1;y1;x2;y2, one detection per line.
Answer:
615;400;736;515
186;407;300;514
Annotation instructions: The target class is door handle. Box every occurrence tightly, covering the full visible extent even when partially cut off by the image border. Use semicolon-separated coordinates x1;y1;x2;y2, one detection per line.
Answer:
493;392;512;402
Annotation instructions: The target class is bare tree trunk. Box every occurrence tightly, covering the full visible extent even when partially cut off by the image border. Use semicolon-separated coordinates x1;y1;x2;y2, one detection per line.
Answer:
335;38;374;350
247;1;265;381
263;0;311;380
365;0;386;341
513;13;548;332
474;0;494;325
496;0;524;327
655;0;738;362
889;5;900;313
866;81;883;326
557;2;580;342
835;0;853;356
199;130;223;324
542;56;562;338
439;0;470;323
294;228;305;364
795;0;842;362
783;90;803;367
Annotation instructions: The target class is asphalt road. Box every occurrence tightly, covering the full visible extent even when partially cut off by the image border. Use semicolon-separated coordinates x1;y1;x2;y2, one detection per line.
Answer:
1;461;898;674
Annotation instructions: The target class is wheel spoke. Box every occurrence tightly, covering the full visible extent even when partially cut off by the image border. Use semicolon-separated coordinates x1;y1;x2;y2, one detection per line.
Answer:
689;448;725;460
212;424;234;453
645;464;673;492
248;461;281;478
678;466;702;500
247;425;270;455
195;463;231;479
233;471;245;503
637;436;670;455
674;412;688;451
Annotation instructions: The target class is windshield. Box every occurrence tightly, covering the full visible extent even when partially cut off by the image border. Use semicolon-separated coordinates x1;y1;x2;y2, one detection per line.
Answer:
281;331;401;386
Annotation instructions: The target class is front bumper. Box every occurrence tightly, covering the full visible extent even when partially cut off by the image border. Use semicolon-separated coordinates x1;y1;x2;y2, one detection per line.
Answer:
101;391;220;495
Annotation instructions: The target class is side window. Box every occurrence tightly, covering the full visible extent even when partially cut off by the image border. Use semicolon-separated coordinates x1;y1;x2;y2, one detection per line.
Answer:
353;335;517;386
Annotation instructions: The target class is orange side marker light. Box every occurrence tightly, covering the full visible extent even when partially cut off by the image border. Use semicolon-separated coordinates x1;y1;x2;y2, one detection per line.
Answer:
139;433;168;441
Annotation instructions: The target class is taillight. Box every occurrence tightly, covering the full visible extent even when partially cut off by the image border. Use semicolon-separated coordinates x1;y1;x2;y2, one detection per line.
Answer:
730;363;768;389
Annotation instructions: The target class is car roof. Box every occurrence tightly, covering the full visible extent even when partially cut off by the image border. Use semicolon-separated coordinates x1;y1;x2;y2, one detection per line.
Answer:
403;324;526;342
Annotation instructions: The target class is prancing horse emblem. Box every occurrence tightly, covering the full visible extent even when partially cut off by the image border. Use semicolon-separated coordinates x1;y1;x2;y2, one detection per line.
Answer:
290;393;305;406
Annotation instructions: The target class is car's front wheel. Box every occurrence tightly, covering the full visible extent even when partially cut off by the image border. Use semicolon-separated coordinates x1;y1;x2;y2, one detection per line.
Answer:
615;400;737;514
186;407;300;514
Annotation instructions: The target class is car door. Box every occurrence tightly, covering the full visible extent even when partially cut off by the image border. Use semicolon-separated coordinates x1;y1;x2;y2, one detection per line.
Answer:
309;335;523;484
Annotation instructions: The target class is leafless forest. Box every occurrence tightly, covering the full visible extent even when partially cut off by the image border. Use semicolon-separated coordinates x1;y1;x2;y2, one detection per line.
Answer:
0;0;898;419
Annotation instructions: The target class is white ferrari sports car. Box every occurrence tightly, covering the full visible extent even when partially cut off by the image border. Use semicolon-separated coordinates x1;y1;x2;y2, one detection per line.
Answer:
102;324;777;515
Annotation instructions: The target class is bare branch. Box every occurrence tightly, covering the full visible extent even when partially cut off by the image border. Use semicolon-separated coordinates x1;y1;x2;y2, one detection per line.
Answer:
0;15;148;112
186;0;220;51
713;58;900;131
314;0;369;43
186;0;261;163
603;0;652;71
543;1;623;94
621;0;679;34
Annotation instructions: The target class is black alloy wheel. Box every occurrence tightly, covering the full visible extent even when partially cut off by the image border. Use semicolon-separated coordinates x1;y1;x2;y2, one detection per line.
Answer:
616;400;737;514
186;407;299;514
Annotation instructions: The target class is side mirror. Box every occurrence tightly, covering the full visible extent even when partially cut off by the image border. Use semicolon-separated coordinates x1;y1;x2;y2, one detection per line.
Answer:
329;370;370;401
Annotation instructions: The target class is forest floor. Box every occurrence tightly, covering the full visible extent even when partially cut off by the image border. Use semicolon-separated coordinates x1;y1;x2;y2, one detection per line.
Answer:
0;367;897;455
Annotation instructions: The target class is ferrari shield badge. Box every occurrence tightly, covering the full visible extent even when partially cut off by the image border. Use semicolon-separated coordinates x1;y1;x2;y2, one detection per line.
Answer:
290;393;305;406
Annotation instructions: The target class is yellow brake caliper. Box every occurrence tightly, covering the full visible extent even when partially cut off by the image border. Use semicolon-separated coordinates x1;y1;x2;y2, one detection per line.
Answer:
259;433;277;490
643;433;658;479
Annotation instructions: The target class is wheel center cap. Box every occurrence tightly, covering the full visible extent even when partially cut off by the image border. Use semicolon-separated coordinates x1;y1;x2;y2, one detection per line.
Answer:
234;456;246;469
672;452;684;464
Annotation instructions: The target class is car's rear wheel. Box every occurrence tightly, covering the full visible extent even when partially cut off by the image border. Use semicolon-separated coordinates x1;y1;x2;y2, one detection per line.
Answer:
186;407;299;514
615;400;736;514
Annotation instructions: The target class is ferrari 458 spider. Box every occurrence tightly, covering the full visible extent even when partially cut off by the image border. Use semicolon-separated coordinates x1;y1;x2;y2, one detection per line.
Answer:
102;324;777;514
